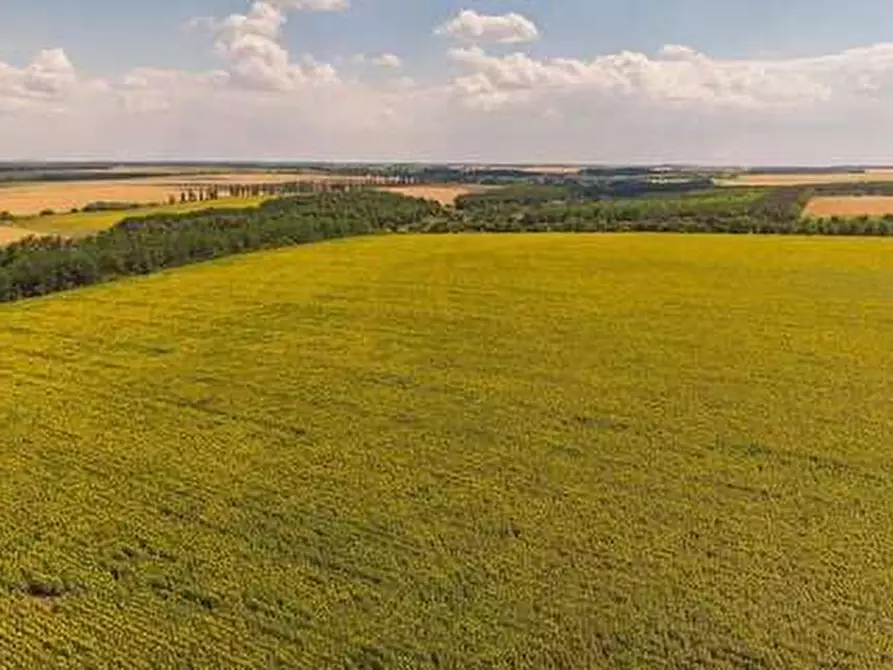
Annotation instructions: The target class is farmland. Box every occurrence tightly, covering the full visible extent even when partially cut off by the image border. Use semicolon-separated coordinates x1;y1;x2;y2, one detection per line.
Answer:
0;171;381;216
0;226;43;246
3;234;893;667
717;169;893;187
6;196;269;240
804;196;893;219
0;180;187;216
380;184;486;205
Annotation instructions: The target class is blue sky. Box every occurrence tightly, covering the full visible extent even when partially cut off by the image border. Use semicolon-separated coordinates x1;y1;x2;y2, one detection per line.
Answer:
6;0;893;71
3;0;893;162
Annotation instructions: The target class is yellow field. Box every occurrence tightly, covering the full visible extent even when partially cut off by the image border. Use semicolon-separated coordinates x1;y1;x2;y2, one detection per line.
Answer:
3;234;893;666
9;196;269;239
804;196;893;218
718;170;893;187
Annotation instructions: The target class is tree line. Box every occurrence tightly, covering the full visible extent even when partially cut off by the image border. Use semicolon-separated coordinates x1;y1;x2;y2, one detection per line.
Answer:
434;186;893;235
4;185;893;306
0;192;438;304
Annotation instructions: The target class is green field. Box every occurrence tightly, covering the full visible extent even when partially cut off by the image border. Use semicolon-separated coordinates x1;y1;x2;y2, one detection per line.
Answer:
11;197;269;238
3;234;893;667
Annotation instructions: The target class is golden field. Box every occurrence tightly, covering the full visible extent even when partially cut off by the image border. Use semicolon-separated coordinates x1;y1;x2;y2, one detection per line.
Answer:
718;170;893;187
804;196;893;218
380;184;485;205
0;172;371;216
0;226;45;245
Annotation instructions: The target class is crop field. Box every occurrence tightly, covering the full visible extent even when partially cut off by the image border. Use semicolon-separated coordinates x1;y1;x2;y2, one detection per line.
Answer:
0;226;45;246
380;184;487;205
0;173;328;216
0;180;185;216
2;234;893;667
718;170;893;187
10;196;269;239
804;196;893;218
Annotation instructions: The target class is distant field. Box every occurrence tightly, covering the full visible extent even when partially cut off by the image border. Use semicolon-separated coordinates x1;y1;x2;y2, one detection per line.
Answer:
0;180;183;216
0;226;44;246
381;184;488;205
11;196;268;239
146;172;372;186
3;234;893;667
804;196;893;218
505;165;583;175
0;172;335;216
718;170;893;187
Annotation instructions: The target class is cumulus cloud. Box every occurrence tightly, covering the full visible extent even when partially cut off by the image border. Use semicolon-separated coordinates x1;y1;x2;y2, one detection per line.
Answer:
445;43;893;111
210;1;339;91
436;10;540;45
0;48;110;117
9;15;893;164
352;53;403;69
0;49;77;103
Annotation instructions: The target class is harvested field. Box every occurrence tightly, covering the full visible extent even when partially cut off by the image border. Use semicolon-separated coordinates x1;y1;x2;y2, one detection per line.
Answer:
0;226;44;246
380;184;488;205
805;196;893;218
0;181;184;216
718;170;893;187
0;172;395;216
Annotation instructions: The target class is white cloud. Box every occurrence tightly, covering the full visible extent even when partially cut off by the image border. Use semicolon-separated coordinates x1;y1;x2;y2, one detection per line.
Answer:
436;10;540;45
0;48;110;117
372;53;403;69
269;0;349;10
9;15;893;164
445;43;893;111
352;53;403;69
211;1;339;91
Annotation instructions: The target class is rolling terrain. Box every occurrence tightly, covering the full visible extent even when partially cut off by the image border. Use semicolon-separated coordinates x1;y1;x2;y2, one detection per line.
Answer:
2;234;893;667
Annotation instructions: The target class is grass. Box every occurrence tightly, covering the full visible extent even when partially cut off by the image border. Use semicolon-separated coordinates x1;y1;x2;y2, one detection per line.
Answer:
10;197;269;238
2;234;893;667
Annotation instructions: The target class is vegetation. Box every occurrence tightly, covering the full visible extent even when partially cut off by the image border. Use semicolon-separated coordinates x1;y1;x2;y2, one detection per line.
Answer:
444;188;814;233
7;183;893;306
443;186;893;234
0;191;437;303
2;234;893;667
10;196;270;239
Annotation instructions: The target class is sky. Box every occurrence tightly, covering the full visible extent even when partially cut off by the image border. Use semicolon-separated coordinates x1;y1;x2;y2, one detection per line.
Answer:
3;0;893;164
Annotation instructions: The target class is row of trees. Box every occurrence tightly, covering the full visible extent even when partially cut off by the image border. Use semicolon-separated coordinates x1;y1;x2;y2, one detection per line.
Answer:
0;192;439;304
5;183;893;305
432;187;893;234
162;177;428;207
